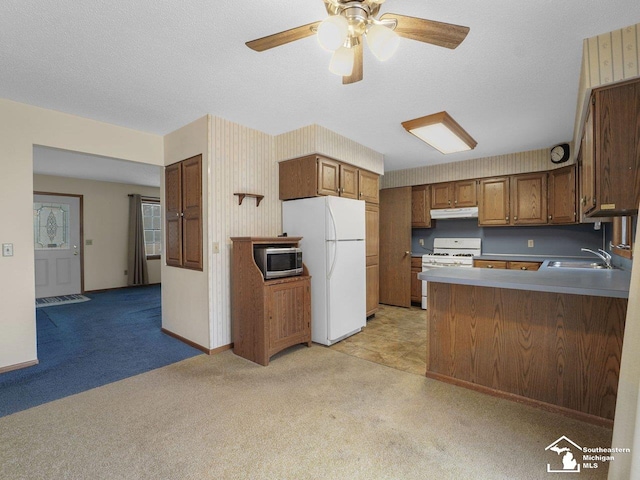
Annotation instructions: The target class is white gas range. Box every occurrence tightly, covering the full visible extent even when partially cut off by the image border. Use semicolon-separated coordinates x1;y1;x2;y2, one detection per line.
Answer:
421;238;482;309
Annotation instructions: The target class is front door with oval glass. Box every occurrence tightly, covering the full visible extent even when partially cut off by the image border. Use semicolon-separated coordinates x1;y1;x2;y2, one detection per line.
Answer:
33;194;81;298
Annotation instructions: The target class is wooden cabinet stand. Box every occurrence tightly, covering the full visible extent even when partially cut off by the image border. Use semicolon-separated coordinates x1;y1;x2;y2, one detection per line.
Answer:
231;237;311;366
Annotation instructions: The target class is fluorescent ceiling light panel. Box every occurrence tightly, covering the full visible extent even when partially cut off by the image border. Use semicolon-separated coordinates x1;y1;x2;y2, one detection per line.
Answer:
402;111;477;154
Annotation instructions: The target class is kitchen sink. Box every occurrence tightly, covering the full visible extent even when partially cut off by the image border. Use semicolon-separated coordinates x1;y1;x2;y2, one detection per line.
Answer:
547;261;614;269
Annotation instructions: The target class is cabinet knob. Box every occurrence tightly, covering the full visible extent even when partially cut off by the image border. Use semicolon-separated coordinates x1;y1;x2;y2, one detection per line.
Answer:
336;188;339;193
581;196;587;206
521;266;527;270
180;212;184;217
548;215;552;220
514;216;518;220
176;212;180;217
505;216;509;221
454;200;457;205
448;200;451;205
487;265;493;268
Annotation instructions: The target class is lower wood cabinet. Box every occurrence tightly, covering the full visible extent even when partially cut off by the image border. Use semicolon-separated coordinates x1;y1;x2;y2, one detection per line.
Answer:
411;257;422;303
473;259;541;271
428;282;627;423
366;262;379;315
473;260;542;271
231;237;311;366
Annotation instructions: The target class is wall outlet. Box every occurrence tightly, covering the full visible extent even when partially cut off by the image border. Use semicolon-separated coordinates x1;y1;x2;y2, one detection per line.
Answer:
124;270;128;276
419;239;425;246
2;243;13;257
212;242;220;254
527;240;534;248
85;239;93;246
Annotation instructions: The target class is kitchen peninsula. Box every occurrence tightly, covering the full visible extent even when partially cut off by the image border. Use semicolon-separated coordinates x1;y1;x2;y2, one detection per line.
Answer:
419;263;631;425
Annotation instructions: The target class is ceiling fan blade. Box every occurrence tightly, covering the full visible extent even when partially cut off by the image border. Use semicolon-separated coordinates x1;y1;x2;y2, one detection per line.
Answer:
246;21;321;52
343;43;363;84
380;13;469;49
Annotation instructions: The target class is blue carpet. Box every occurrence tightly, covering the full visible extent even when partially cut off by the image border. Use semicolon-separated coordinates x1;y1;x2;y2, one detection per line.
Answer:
0;285;201;417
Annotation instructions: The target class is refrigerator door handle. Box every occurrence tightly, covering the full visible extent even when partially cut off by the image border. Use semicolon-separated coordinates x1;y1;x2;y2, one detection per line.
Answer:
326;202;339;279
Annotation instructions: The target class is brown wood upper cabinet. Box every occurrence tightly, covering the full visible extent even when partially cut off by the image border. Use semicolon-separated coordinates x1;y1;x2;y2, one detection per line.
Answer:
431;180;477;209
279;154;379;204
510;172;548;225
165;154;203;271
548;165;577;224
478;177;510;226
478;171;571;227
411;185;431;228
580;79;640;217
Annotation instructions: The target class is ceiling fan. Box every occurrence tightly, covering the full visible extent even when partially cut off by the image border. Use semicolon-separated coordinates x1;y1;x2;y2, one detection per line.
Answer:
246;0;470;84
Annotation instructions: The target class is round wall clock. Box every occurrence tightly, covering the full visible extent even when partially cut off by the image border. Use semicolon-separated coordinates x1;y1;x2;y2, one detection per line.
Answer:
550;143;570;164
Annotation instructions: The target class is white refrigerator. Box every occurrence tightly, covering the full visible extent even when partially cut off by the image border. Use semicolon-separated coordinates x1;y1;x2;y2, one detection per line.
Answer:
282;196;366;346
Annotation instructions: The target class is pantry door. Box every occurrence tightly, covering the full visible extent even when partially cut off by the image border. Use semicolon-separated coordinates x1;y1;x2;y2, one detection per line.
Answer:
33;193;82;298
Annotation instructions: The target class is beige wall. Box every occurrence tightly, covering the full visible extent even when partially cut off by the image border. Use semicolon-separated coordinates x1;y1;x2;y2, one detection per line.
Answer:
0;98;162;371
162;115;211;349
210;117;279;348
381;147;570;188
33;174;161;290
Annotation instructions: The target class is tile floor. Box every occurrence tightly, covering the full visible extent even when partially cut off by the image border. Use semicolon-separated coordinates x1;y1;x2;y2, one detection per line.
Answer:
330;304;427;375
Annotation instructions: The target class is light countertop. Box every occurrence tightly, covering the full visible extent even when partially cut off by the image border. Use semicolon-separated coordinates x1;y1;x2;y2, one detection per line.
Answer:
418;260;631;299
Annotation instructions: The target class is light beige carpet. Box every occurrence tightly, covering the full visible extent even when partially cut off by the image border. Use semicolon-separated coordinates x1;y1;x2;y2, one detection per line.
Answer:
0;345;611;479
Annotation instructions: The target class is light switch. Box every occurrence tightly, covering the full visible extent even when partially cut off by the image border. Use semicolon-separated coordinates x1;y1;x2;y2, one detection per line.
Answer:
212;242;220;254
527;240;534;248
85;239;93;246
2;243;13;257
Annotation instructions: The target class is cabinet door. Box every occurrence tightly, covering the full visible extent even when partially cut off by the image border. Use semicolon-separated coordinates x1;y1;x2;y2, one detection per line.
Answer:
366;263;379;316
165;162;182;267
411;267;422;303
548;165;577;224
181;155;203;270
340;164;359;199
508;261;541;271
478;177;510;226
594;81;640;215
317;157;340;196
454;180;477;207
266;280;310;353
365;204;379;258
473;260;507;269
411;185;431;228
511;172;548;225
581;100;596;216
431;182;453;209
358;170;380;204
365;203;379;316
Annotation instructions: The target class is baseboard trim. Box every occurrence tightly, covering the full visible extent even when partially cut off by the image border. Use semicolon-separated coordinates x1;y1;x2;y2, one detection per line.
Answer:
161;328;232;356
84;283;161;294
0;359;39;375
425;371;614;428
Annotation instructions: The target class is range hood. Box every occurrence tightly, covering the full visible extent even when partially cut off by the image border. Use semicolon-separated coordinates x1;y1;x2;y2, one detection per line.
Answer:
430;206;479;219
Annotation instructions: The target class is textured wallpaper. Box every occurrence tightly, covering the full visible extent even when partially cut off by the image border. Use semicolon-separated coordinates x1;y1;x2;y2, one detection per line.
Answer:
573;22;640;153
381;147;570;189
275;124;384;174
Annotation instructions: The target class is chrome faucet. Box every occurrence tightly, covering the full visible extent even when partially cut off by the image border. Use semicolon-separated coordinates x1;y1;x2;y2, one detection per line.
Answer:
581;248;612;269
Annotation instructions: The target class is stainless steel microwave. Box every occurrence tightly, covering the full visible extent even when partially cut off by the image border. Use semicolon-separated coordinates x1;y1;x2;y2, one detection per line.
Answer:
254;246;303;280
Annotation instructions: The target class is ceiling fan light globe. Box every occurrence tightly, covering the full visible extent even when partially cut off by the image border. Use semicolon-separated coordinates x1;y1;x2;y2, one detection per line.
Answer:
366;23;400;61
329;46;355;76
317;15;349;51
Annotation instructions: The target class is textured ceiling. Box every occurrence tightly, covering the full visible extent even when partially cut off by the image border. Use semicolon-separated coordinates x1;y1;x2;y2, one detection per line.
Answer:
3;1;640;174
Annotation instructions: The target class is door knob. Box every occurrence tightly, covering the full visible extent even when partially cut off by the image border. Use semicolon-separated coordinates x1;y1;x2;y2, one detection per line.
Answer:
73;245;78;256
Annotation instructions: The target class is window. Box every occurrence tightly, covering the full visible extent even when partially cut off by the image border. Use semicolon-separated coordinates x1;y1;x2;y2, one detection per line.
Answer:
142;199;162;259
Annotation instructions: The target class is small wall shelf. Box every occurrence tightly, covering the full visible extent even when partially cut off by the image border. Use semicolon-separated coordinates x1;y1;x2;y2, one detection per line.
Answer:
234;193;264;207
